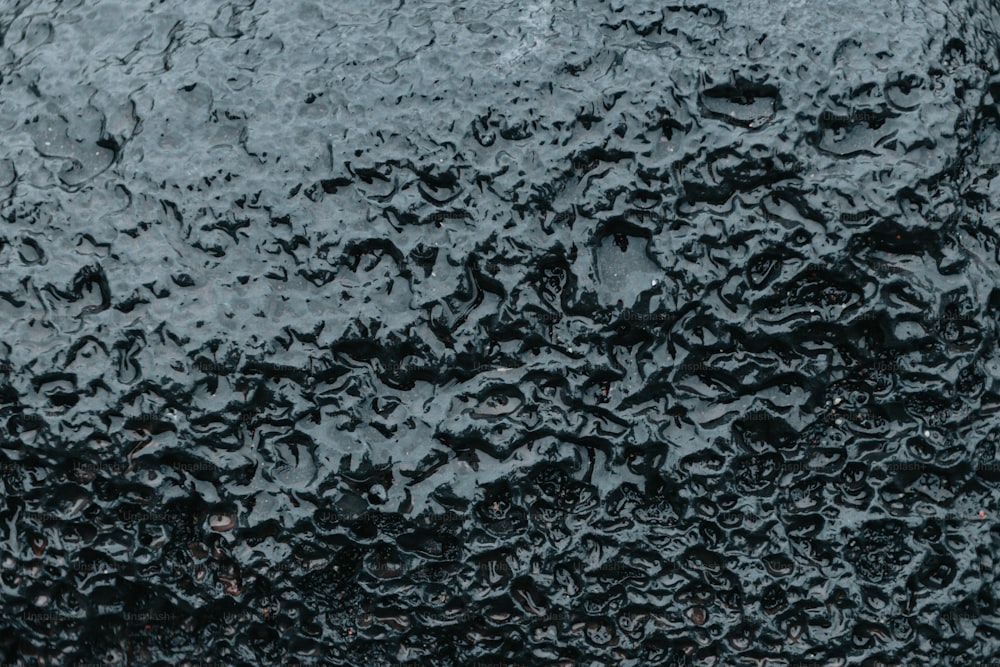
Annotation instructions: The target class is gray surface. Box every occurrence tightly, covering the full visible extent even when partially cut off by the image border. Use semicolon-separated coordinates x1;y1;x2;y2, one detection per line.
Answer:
2;0;1000;664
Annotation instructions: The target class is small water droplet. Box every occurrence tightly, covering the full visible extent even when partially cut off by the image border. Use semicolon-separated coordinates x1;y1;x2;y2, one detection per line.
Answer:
209;513;235;532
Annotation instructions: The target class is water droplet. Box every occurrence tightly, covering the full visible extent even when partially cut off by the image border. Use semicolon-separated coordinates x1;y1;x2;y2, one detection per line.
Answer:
209;513;235;532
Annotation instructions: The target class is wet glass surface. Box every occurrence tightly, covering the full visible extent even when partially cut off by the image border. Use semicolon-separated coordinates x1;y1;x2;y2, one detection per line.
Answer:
2;0;1000;665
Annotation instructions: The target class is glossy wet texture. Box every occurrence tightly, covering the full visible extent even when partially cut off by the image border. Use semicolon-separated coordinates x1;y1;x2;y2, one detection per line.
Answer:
2;0;1000;665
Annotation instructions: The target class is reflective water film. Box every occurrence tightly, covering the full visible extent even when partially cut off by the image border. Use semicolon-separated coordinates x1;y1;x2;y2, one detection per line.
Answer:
2;0;1000;665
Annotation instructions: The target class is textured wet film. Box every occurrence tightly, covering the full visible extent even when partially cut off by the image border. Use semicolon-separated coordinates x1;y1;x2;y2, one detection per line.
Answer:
2;0;1000;665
